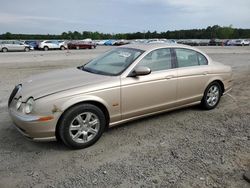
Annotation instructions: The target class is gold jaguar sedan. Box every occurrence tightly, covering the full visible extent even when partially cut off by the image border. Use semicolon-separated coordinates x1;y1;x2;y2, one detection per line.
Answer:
8;43;232;149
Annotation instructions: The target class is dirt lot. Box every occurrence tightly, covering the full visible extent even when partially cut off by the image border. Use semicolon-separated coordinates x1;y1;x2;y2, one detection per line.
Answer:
0;46;249;188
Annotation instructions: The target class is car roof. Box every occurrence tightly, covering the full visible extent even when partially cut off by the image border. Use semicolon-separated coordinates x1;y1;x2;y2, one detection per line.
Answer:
121;43;195;51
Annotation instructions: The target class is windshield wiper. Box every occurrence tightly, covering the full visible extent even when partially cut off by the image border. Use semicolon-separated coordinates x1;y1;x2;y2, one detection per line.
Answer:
78;65;114;76
78;65;92;73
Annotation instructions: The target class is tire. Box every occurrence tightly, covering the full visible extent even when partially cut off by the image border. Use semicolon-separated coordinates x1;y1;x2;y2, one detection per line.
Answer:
60;46;65;50
76;46;80;50
2;48;8;52
201;82;222;110
44;46;49;51
24;47;30;52
58;104;106;149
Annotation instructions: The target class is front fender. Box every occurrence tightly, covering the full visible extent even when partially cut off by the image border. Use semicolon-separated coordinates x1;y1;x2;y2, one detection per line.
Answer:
60;95;110;113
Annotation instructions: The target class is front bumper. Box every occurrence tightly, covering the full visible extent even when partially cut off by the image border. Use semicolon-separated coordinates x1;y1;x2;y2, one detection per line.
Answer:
9;108;57;141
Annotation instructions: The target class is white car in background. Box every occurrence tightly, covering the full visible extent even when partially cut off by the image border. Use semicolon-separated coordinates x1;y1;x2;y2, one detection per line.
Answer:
38;40;67;51
96;40;108;45
234;39;250;46
147;39;177;44
0;40;33;52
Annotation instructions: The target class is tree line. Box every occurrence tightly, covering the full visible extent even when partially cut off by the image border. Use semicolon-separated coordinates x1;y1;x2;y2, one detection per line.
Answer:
0;25;250;40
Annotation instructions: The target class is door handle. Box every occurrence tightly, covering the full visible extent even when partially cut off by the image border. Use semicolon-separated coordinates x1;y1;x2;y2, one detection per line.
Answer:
165;75;174;79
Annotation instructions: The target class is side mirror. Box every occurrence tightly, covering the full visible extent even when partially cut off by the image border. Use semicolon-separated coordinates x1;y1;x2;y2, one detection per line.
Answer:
129;66;151;77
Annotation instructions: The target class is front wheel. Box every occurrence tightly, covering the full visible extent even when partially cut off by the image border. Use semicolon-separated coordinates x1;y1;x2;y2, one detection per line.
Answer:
2;48;8;52
58;104;106;149
60;46;65;50
201;82;222;110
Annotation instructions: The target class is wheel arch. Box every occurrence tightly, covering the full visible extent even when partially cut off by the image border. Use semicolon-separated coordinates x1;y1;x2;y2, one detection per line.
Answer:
2;47;8;52
205;78;225;95
55;99;110;140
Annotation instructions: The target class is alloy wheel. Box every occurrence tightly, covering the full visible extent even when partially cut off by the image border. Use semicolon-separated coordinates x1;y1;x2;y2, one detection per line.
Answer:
69;112;100;144
206;85;220;107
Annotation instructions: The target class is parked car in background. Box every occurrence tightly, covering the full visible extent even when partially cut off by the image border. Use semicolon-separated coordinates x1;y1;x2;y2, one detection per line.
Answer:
38;40;67;51
67;41;96;49
24;40;39;50
0;40;33;52
130;39;148;44
177;39;210;46
8;43;232;149
234;39;250;46
209;39;223;46
113;40;130;46
147;39;177;44
227;39;236;46
96;40;108;45
104;40;116;45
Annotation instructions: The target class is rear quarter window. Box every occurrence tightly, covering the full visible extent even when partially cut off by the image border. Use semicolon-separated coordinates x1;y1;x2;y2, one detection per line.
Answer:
197;53;208;65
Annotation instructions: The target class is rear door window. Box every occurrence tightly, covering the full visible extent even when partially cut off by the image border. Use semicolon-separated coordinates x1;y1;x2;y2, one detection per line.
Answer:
175;48;208;67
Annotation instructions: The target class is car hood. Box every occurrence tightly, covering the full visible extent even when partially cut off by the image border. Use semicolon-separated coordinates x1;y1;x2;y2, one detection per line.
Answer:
20;68;114;100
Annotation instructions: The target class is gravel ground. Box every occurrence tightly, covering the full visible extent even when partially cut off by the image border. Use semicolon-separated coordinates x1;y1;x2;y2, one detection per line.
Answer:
0;46;249;188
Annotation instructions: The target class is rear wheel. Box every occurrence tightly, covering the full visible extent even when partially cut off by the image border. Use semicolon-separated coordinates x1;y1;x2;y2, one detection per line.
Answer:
2;48;8;52
44;46;49;51
58;104;106;149
24;47;30;52
201;82;222;110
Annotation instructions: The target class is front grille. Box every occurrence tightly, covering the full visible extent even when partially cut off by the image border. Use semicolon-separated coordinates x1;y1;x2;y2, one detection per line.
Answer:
8;84;21;107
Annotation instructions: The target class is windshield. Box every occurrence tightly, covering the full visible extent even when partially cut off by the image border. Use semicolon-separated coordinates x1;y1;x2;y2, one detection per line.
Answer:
82;48;144;76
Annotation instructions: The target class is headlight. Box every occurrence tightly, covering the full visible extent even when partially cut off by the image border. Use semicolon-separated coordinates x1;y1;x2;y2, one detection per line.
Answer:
25;97;34;114
16;97;22;110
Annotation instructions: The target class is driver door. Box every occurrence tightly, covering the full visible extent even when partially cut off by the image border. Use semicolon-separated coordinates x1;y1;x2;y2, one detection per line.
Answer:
121;48;177;119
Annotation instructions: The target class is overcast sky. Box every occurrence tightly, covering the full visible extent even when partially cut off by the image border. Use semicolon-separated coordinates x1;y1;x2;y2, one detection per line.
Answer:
0;0;250;34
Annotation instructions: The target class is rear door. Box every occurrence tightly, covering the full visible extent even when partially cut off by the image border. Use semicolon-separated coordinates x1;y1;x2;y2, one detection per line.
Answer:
15;41;25;51
52;41;60;49
174;48;210;105
121;48;177;119
45;41;54;48
9;41;21;51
